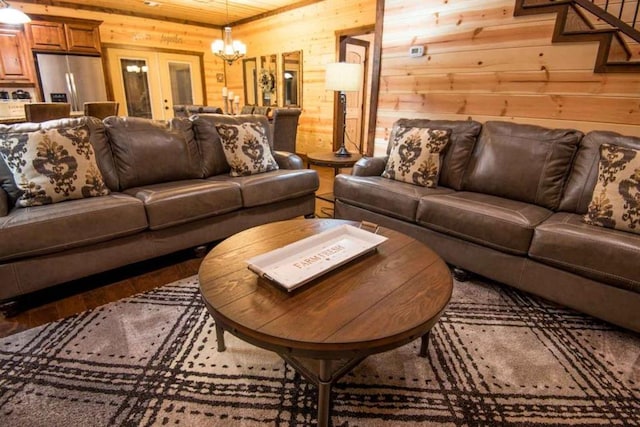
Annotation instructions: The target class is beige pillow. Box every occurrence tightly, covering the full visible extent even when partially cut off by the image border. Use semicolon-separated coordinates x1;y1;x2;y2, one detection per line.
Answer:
584;143;640;235
215;122;279;177
382;126;451;187
0;125;110;207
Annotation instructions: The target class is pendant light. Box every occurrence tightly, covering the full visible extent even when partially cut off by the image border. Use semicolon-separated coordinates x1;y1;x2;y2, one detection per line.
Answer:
0;0;31;25
211;0;246;65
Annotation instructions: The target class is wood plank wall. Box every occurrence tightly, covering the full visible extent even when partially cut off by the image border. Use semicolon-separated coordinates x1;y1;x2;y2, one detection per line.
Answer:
376;0;640;154
228;0;376;154
16;0;640;157
16;2;226;109
15;0;376;155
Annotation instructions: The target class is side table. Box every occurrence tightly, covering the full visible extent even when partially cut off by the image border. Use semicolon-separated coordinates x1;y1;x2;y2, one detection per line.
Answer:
307;152;362;215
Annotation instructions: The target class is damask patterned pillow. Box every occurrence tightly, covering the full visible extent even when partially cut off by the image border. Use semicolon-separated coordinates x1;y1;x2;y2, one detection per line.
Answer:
382;126;451;187
0;125;110;208
583;143;640;235
215;121;279;177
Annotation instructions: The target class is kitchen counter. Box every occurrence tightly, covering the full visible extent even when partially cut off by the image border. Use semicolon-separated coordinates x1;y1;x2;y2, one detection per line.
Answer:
0;112;85;125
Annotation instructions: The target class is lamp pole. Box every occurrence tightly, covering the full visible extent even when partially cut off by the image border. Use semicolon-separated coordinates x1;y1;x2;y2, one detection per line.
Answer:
334;91;351;157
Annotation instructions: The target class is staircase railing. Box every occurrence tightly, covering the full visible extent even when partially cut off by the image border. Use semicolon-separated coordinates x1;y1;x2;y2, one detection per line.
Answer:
526;0;640;40
515;0;640;71
577;0;640;40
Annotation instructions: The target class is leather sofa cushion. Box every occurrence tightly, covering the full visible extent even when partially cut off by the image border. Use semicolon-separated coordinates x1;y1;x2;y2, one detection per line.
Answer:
209;169;318;208
529;212;640;293
416;192;552;255
124;180;242;230
192;114;275;178
387;119;482;190
104;116;202;190
559;131;640;214
0;188;6;216
0;116;118;206
334;174;453;222
0;194;147;262
463;121;582;210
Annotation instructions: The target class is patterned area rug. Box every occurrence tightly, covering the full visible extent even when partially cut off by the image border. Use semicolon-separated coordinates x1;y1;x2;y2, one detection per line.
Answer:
1;275;639;426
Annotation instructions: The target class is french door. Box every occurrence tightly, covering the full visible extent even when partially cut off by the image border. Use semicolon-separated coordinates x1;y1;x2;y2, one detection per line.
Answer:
107;48;203;120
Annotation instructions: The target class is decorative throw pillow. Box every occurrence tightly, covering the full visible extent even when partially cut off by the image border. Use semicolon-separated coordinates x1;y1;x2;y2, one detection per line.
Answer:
215;122;279;177
381;126;451;187
583;143;640;235
0;125;110;208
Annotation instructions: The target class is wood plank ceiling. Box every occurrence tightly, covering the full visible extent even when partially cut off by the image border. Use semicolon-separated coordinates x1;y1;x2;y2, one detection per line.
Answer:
17;0;316;28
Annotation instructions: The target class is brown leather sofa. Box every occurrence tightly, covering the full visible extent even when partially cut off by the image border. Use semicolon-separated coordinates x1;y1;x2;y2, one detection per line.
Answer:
0;114;318;310
334;119;640;332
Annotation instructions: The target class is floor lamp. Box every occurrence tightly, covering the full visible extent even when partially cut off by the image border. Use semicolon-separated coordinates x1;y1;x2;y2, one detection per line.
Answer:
325;62;363;157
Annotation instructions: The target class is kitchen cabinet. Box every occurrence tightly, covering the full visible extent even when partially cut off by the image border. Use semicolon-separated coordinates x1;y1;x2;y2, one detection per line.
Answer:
0;26;34;84
26;17;102;55
26;20;67;51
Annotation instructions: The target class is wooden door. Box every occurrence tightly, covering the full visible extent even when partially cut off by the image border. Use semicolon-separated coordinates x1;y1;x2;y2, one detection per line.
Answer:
334;37;369;153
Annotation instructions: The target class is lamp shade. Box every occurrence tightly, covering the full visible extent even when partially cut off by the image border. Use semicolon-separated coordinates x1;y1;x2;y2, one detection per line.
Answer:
0;1;30;24
325;62;362;92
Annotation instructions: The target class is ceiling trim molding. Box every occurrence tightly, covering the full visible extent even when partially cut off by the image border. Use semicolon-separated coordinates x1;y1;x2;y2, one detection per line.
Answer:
17;0;325;29
230;0;324;26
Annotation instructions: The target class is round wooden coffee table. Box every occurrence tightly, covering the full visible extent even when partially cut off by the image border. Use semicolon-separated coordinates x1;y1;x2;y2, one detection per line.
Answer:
199;219;452;427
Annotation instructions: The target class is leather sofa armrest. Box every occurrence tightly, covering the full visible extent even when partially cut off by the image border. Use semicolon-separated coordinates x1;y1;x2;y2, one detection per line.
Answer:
273;151;304;169
352;156;388;176
0;188;8;217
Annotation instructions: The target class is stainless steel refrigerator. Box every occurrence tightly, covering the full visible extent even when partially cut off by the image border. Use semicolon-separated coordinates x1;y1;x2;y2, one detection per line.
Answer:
35;53;108;113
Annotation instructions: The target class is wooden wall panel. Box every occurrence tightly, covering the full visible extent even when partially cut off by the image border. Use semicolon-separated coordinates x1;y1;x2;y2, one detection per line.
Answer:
228;0;376;154
16;0;376;155
377;0;640;154
16;0;639;157
17;2;226;110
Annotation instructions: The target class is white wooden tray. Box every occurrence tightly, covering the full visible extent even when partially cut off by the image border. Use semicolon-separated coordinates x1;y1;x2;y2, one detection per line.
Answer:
246;223;388;292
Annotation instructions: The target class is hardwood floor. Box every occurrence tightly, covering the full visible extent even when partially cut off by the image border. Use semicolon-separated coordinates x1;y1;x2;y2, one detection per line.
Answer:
0;164;340;339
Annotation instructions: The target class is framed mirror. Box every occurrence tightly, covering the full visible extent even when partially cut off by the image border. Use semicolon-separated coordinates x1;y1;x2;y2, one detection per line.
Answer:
282;50;302;107
242;57;257;106
259;54;277;106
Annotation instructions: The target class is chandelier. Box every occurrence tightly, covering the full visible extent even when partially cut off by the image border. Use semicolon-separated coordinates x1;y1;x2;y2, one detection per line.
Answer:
211;0;246;65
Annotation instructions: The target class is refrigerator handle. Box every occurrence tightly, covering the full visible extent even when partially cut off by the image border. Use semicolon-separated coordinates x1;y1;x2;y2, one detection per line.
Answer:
68;72;80;112
64;73;73;108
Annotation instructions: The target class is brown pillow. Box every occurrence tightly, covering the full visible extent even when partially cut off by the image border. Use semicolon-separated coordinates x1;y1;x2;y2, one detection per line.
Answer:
382;126;450;187
215;122;279;177
583;143;640;234
0;125;109;207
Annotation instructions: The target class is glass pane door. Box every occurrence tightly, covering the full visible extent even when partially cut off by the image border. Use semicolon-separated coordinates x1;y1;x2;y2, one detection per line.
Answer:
168;62;193;105
120;59;152;118
107;48;204;120
158;53;203;119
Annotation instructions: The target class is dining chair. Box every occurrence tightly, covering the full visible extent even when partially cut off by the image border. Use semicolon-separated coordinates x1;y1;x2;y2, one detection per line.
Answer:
173;104;223;117
271;108;301;153
84;101;119;120
24;103;71;123
173;105;188;117
252;106;272;116
240;105;255;114
198;106;223;114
